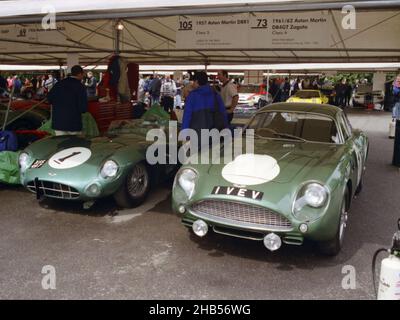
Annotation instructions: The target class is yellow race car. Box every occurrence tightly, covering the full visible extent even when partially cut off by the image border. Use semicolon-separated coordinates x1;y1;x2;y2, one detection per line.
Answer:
287;90;329;104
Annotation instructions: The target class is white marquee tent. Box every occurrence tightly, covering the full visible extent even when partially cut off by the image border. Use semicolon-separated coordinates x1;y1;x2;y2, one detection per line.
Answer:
0;0;399;66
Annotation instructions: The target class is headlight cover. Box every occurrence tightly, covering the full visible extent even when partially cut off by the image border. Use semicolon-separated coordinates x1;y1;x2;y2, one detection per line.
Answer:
101;160;118;178
177;168;197;199
293;182;329;219
304;183;328;208
19;152;30;171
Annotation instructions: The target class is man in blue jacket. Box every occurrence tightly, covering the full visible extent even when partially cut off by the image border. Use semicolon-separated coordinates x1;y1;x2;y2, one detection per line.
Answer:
48;65;87;136
182;71;228;151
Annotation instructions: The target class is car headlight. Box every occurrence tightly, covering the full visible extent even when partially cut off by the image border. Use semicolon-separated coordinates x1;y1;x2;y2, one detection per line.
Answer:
304;183;328;207
101;160;118;178
19;152;30;171
293;182;329;218
177;168;197;199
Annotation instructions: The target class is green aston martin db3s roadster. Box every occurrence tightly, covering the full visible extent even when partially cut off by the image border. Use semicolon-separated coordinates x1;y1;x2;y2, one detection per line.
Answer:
172;103;369;255
19;119;178;208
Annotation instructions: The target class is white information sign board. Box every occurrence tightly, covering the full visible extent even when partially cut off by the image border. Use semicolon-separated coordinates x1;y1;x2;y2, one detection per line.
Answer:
249;12;331;48
177;12;331;49
0;24;67;52
177;14;250;49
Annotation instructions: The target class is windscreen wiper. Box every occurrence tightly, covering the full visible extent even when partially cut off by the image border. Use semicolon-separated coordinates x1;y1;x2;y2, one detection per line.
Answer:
273;133;307;142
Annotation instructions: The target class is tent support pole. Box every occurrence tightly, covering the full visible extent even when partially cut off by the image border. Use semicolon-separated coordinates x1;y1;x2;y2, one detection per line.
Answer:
114;20;121;55
266;70;270;104
2;86;14;131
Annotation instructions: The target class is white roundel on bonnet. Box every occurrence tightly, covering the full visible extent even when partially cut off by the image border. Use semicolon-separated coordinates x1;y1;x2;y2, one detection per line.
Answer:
221;154;280;186
48;147;92;169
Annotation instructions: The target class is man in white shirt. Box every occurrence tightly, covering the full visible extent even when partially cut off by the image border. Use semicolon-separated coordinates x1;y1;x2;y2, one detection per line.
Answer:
160;75;177;113
44;74;57;92
138;75;145;102
218;70;238;124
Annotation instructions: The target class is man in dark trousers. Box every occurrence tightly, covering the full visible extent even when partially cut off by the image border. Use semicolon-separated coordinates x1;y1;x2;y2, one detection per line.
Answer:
149;73;162;105
334;79;346;108
48;65;87;136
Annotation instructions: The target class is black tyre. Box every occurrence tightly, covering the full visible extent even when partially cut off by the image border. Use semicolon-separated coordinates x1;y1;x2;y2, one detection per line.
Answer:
258;99;267;108
113;162;150;208
356;145;368;195
355;176;363;195
317;188;349;256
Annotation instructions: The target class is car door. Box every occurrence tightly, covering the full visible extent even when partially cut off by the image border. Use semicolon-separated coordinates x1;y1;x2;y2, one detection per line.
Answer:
339;112;364;191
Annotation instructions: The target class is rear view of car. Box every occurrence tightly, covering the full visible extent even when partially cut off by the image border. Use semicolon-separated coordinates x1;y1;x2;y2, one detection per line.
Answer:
353;90;384;107
236;84;270;117
287;90;328;104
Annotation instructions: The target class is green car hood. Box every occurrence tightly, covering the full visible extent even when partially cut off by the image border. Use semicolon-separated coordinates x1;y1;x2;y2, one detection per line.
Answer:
205;139;344;185
25;134;148;168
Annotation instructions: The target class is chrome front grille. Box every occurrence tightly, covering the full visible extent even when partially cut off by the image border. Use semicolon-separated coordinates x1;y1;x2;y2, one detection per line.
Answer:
190;199;292;231
27;180;80;199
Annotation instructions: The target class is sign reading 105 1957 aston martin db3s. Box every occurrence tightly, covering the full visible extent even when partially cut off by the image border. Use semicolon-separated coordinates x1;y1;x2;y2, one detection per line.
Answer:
172;103;368;256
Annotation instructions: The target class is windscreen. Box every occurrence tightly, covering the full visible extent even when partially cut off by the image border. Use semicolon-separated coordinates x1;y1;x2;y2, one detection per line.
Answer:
247;111;339;144
238;85;259;94
294;91;320;99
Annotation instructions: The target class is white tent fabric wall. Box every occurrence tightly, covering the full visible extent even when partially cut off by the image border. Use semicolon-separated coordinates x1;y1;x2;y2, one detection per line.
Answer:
0;0;304;17
0;0;399;66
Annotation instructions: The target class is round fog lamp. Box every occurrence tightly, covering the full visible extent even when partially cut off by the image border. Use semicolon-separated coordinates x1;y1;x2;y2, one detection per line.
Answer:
87;183;101;197
192;219;208;237
299;223;308;233
263;233;282;251
178;205;186;214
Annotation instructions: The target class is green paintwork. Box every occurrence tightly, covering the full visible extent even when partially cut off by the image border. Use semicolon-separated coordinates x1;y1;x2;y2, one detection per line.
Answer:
20;119;177;202
172;102;369;245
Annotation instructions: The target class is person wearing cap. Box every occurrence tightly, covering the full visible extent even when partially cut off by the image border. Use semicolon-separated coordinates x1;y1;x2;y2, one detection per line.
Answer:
182;71;228;149
48;65;88;136
217;70;239;124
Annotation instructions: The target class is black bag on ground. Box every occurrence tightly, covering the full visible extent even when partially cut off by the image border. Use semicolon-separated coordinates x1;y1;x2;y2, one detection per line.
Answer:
0;131;18;151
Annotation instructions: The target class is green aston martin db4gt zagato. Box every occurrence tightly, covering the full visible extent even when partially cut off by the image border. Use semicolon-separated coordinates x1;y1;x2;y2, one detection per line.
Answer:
19;119;179;208
172;103;368;255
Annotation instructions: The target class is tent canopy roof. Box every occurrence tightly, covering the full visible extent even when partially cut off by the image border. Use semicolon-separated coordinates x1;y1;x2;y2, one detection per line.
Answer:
0;0;399;66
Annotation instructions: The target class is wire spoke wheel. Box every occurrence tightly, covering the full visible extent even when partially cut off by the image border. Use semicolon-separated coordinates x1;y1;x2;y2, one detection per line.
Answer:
127;163;149;199
318;188;349;256
339;200;348;245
